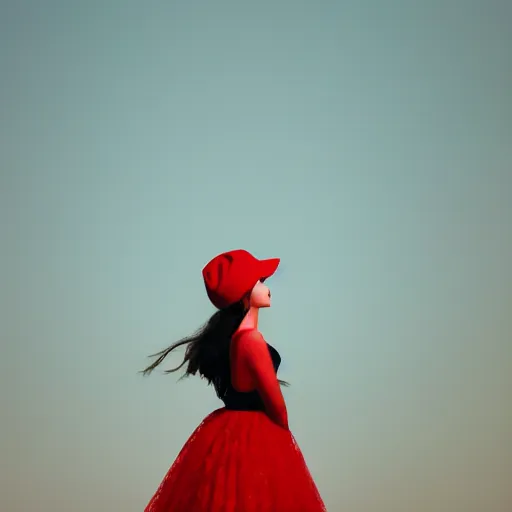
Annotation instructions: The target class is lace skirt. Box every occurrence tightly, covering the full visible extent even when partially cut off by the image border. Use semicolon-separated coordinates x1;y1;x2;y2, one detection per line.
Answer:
145;408;326;512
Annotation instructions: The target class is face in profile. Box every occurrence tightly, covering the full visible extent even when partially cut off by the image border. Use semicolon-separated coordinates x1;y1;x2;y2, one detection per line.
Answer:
249;280;272;309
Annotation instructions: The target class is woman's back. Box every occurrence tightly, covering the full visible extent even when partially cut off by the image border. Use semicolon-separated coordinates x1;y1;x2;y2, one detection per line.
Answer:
226;328;287;429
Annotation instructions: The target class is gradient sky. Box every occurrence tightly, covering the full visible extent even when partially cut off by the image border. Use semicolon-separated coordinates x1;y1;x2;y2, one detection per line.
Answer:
1;1;511;511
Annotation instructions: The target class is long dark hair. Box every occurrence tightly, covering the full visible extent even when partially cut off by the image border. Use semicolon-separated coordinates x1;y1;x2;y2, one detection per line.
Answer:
141;301;288;397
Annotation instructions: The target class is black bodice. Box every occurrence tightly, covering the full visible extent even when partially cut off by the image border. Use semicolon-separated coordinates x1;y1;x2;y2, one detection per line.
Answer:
221;343;281;411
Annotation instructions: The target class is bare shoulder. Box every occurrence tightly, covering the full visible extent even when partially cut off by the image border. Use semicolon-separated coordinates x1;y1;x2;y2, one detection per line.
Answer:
236;329;268;359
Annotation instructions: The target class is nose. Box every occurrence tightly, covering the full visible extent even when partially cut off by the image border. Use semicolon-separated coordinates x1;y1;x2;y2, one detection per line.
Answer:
268;291;271;298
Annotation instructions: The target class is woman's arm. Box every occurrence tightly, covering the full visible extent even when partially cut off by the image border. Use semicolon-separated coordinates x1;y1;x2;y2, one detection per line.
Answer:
242;330;289;430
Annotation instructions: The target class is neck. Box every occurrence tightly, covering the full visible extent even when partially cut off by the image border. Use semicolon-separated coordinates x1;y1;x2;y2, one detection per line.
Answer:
236;306;259;332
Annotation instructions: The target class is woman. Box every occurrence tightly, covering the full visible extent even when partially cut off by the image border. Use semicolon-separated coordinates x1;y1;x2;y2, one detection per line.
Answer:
143;249;326;511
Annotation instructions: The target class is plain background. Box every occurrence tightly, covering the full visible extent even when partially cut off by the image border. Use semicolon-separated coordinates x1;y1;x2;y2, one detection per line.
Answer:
1;1;511;511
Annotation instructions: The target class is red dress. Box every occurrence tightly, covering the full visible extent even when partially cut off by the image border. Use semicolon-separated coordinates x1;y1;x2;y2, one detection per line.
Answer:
145;329;326;512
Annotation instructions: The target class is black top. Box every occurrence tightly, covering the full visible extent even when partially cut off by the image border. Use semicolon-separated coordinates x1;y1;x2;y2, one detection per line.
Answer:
221;343;281;411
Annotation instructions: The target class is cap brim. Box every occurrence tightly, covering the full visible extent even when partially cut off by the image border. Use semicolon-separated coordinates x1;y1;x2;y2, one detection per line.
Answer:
259;258;280;280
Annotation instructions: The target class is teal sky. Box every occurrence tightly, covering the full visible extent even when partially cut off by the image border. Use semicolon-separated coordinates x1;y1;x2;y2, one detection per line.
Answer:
1;2;511;511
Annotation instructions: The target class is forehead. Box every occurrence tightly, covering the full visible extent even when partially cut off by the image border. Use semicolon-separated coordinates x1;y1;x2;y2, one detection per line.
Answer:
252;279;268;290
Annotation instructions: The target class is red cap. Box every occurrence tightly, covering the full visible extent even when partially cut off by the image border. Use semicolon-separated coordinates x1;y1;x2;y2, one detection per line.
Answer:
202;249;280;309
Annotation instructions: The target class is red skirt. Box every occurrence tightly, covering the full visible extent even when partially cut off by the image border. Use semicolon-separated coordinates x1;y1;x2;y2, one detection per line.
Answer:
145;408;326;511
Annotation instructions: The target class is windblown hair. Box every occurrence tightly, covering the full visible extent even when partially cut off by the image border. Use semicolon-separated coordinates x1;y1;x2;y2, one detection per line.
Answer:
142;301;247;398
142;300;288;397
